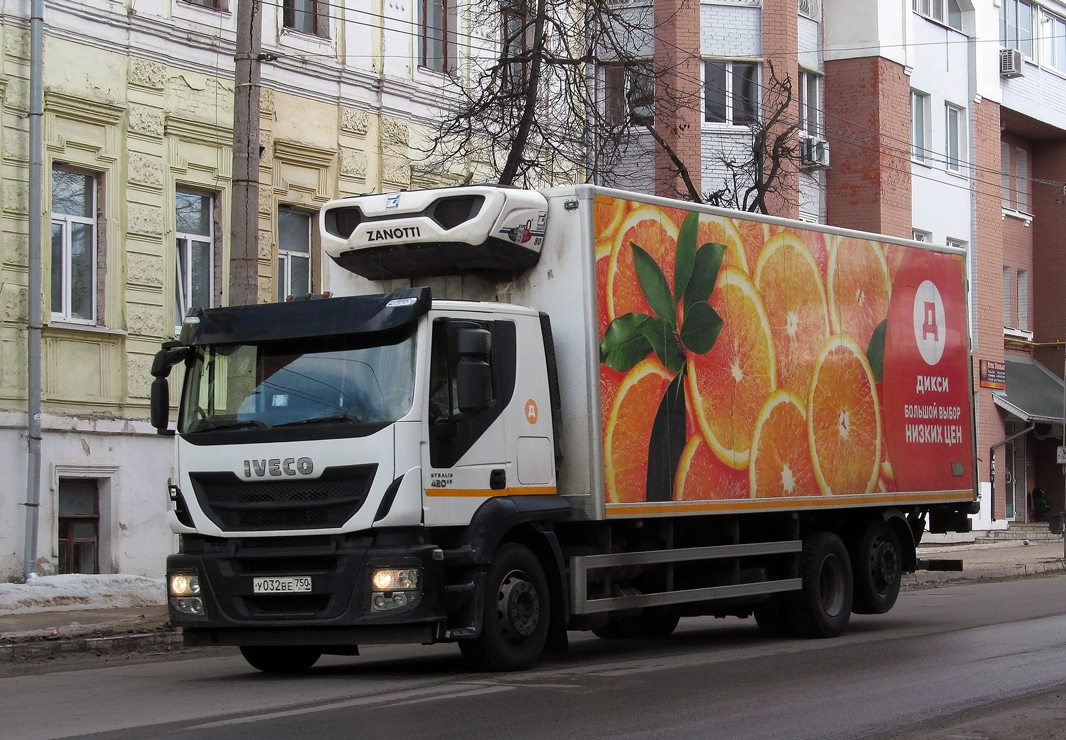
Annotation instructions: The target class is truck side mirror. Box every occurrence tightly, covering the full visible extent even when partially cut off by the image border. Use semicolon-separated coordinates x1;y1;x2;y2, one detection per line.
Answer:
151;376;172;434
150;342;189;435
456;328;492;413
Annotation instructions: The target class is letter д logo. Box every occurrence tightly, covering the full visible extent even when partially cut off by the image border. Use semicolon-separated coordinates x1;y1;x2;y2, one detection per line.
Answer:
912;280;946;366
525;399;538;424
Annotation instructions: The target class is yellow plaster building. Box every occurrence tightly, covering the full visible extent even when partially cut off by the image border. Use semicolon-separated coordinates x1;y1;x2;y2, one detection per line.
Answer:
0;0;457;579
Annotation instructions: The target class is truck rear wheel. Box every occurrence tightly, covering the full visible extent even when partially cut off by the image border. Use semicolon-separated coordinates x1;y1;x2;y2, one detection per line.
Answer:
239;645;321;674
785;532;853;638
460;543;550;672
850;520;902;614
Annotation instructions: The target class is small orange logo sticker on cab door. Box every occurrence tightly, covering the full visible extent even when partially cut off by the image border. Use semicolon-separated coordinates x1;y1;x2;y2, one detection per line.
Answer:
526;399;538;423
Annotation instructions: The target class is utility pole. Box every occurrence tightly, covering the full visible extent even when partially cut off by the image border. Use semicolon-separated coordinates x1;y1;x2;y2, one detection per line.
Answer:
23;0;44;580
230;0;262;306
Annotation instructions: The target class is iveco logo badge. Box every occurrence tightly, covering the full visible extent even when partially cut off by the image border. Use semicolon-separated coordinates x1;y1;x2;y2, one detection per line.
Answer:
243;457;314;478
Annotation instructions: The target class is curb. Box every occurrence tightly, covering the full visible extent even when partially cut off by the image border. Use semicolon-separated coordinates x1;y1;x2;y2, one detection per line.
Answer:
905;559;1066;588
0;628;182;663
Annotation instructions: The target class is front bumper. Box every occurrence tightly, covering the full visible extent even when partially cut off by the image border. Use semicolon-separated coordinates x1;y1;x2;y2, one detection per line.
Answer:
167;533;447;647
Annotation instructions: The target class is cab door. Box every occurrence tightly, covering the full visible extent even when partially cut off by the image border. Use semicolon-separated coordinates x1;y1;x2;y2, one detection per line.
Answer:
421;316;516;526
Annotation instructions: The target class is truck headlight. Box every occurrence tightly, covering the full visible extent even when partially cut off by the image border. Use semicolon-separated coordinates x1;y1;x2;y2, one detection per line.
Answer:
169;573;200;596
168;572;207;619
368;566;421;612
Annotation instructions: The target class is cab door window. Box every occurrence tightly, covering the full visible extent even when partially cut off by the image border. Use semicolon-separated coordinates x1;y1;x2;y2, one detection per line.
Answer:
428;318;516;468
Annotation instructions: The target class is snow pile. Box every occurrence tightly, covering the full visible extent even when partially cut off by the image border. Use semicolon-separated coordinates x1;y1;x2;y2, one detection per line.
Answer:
0;574;166;614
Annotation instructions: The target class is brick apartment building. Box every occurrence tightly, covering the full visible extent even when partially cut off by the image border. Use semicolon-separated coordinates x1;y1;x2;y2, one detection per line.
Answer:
643;0;1066;525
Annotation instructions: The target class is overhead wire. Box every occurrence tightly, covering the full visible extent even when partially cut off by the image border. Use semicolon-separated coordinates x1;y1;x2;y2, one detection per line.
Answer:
197;0;1062;198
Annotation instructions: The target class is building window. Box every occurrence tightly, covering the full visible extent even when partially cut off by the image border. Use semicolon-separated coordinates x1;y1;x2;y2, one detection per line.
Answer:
1015;147;1029;212
945;104;964;172
50;167;98;323
278;209;312;301
799;70;822;137
57;478;99;575
420;0;456;74
1001;0;1034;57
913;229;931;242
1017;268;1029;331
1001;142;1012;207
284;0;328;37
501;1;529;92
1002;266;1013;327
798;0;819;20
705;60;758;126
604;62;655;126
181;0;225;10
1041;10;1066;72
175;190;215;327
911;91;931;163
913;0;963;31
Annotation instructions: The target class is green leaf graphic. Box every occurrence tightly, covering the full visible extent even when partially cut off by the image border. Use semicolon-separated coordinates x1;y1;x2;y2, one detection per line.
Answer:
600;313;654;372
684;242;726;309
674;212;700;306
633;244;676;328
680;301;723;355
867;319;887;384
646;370;688;502
639;316;686;374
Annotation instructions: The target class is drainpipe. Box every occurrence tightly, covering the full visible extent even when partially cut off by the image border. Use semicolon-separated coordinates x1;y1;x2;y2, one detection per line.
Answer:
23;0;45;579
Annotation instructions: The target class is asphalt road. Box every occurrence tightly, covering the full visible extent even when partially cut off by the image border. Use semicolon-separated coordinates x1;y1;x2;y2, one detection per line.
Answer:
3;575;1065;740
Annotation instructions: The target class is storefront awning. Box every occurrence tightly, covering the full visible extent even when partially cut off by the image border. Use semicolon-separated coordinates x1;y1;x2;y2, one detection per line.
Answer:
991;357;1066;424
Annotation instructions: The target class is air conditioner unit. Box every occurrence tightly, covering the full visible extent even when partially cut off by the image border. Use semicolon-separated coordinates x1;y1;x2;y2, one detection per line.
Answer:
1000;48;1024;78
800;137;830;169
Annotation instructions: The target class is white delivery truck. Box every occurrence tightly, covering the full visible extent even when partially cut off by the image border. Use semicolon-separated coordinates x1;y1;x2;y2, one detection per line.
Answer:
153;185;978;672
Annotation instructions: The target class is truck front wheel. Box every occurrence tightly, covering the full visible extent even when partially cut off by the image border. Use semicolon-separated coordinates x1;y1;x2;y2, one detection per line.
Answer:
785;532;853;638
460;543;550;671
239;645;321;674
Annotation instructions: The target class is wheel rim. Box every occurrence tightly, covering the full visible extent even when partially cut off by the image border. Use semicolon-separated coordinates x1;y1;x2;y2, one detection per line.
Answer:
869;536;899;592
497;569;540;642
818;554;847;617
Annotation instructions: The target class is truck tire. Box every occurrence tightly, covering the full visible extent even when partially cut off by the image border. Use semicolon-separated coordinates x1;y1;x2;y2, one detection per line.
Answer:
239;645;321;674
753;595;794;638
785;532;853;638
850;520;902;614
460;543;550;671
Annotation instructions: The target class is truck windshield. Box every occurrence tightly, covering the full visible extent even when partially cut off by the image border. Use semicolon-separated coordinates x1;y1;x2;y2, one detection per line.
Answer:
178;331;416;435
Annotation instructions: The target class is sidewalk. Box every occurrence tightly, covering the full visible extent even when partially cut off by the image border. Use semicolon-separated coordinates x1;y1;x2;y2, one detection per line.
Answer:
1;539;1063;663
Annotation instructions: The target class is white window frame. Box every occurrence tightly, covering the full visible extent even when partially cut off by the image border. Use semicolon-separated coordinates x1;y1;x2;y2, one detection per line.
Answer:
1016;147;1029;213
175;189;216;330
913;0;963;31
278;208;313;301
50;166;98;325
1002;0;1035;57
799;69;822;137
704;59;760;127
1040;10;1066;73
1017;268;1029;331
913;229;932;242
945;104;964;173
911;91;931;163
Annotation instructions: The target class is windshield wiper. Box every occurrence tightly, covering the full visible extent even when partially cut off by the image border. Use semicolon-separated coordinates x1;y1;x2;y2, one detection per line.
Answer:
193;419;267;433
273;414;363;428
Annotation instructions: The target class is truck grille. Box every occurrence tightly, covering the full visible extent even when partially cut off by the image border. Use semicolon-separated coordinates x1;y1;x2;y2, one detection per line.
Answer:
188;465;376;531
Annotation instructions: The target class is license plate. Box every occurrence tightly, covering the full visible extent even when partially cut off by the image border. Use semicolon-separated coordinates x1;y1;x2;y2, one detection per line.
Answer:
252;576;312;594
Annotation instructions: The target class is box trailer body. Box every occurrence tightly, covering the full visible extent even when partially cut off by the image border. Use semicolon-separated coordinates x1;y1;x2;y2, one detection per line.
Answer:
154;185;977;673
